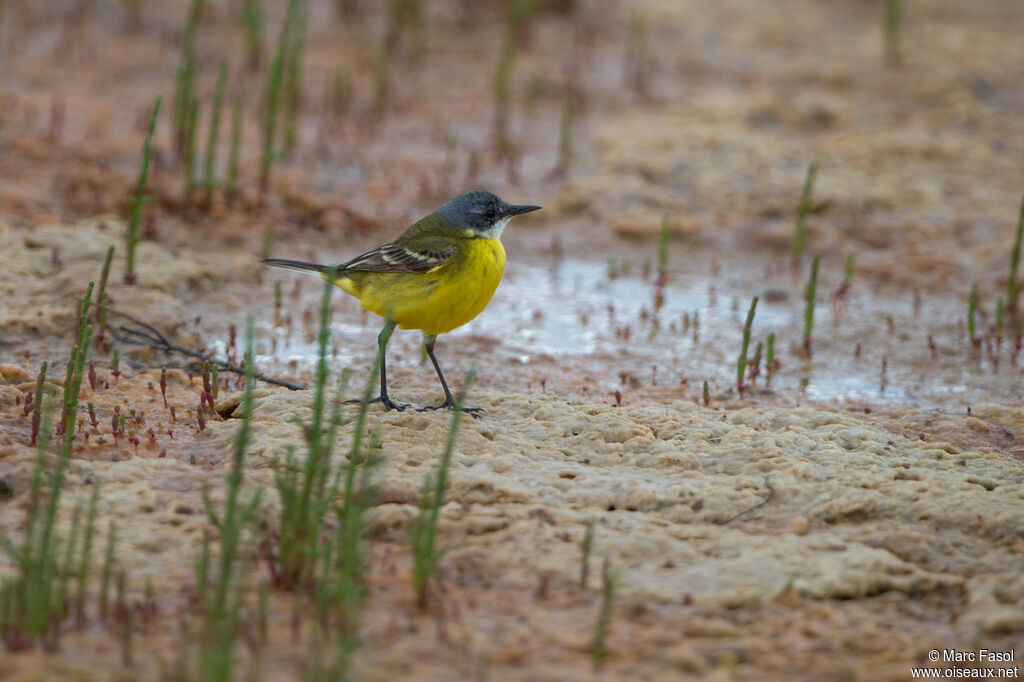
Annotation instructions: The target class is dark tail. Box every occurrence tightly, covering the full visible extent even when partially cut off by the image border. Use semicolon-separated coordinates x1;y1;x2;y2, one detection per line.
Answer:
261;258;331;275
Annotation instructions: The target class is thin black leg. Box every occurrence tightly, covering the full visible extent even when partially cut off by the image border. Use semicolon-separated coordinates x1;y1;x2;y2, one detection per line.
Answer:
416;335;484;415
345;319;408;411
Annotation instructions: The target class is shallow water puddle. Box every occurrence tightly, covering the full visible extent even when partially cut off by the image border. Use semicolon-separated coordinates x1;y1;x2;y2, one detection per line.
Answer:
249;258;1022;410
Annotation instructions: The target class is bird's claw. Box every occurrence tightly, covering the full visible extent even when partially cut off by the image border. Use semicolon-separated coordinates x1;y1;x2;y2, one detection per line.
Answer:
415;402;485;418
344;395;410;412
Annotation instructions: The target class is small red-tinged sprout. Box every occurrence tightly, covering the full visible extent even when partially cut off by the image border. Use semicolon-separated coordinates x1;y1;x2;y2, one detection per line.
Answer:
88;362;98;390
129;435;140;453
160;367;168;408
197;404;206;431
88;403;99;429
158;449;167;458
111;349;121;382
55;423;66;437
104;381;109;389
147;429;157;445
142;214;158;240
651;365;657;386
540;378;547;393
680;376;688;387
535;574;550;600
31;412;41;446
614;390;622;407
123;271;137;285
167;429;174;440
23;391;33;417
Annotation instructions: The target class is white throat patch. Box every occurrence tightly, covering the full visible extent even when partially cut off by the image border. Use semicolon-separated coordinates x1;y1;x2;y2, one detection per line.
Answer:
475;216;511;240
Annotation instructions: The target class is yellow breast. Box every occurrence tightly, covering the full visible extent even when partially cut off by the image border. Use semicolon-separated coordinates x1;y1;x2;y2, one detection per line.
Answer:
337;238;506;336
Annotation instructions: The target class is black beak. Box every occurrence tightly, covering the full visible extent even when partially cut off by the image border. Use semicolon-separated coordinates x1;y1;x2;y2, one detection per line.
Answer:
507;204;542;216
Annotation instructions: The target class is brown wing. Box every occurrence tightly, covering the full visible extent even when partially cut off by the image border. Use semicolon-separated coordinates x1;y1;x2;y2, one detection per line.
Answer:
339;243;457;273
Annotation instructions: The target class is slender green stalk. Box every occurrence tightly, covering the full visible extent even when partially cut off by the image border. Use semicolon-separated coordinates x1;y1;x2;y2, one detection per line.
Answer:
657;213;670;275
371;32;391;116
1;390;57;645
968;284;979;348
260;7;290;192
99;522;117;620
174;0;205;155
314;363;383;680
126;96;161;285
793;161;818;260
765;332;776;383
884;0;902;65
75;482;101;619
803;257;819;355
243;0;263;70
555;82;575;173
198;316;262;682
590;560;616;667
30;362;47;446
702;380;709;407
184;96;200;200
624;9;648;97
996;296;1005;342
55;502;83;617
226;97;243;199
737;296;758;395
579;521;594;588
1;284;95;649
1006;195;1024;319
204;60;229;201
282;0;307;155
409;368;476;609
61;282;94;438
493;0;537;157
750;341;763;384
272;270;338;588
94;245;114;334
844;253;855;286
122;0;141;30
260;224;274;260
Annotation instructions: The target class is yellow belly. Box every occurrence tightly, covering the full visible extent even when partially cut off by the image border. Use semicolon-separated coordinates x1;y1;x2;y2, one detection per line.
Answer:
336;238;506;336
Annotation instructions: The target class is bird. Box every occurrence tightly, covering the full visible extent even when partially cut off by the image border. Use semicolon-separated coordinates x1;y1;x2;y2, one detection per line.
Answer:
262;189;541;414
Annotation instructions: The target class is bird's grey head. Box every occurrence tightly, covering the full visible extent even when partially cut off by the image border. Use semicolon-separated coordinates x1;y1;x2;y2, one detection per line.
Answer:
437;189;541;239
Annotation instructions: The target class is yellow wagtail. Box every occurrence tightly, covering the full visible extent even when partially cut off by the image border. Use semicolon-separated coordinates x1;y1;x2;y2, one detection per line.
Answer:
263;189;541;414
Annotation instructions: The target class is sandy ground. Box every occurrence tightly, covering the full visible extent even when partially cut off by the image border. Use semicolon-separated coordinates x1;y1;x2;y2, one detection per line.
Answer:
1;0;1024;680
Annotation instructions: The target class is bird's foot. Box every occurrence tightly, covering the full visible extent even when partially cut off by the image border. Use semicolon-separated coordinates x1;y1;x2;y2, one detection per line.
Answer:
344;395;410;412
415;400;485;418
